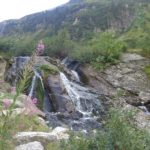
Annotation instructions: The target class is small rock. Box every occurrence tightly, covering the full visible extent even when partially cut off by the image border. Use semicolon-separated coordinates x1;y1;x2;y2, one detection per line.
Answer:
122;68;133;74
51;127;69;140
37;117;48;127
15;141;44;150
139;92;150;102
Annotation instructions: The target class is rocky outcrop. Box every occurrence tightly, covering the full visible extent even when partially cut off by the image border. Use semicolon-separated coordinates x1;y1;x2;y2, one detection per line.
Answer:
103;53;150;104
45;74;74;113
0;56;7;80
14;127;69;147
14;132;57;145
83;53;150;103
82;53;150;130
15;141;44;150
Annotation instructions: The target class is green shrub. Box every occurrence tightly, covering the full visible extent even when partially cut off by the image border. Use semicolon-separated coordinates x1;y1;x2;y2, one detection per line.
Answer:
44;29;75;58
58;109;150;150
144;65;150;79
71;31;126;69
70;45;94;63
40;64;59;77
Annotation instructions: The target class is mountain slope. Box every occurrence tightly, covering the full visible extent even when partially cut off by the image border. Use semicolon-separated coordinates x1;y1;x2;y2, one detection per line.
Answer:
0;0;149;57
0;0;146;38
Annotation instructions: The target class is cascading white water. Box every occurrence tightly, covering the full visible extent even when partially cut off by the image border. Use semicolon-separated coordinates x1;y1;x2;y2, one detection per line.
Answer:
60;72;102;116
138;106;150;115
29;70;44;98
5;56;103;130
71;70;80;82
29;75;37;97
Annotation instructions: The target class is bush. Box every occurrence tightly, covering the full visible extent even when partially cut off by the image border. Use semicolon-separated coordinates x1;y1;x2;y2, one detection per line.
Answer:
71;31;126;69
44;29;75;58
144;65;150;79
70;45;94;63
58;109;150;150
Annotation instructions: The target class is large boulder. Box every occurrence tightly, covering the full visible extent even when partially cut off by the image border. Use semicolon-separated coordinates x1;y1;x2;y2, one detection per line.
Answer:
14;132;57;145
83;53;150;106
14;127;69;146
15;141;44;150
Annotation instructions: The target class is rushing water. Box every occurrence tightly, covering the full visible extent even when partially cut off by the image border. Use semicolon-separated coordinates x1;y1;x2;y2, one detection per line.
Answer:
60;72;102;116
29;70;44;98
5;56;103;131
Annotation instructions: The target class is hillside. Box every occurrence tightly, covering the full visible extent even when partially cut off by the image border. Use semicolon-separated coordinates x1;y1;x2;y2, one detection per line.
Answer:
0;0;149;58
0;0;150;149
0;0;144;37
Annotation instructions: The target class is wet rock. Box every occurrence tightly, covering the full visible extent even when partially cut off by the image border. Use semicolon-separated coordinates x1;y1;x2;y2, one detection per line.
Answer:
4;56;30;85
46;111;101;131
46;74;75;113
15;141;44;150
60;72;103;114
45;111;83;129
70;118;101;131
46;113;68;127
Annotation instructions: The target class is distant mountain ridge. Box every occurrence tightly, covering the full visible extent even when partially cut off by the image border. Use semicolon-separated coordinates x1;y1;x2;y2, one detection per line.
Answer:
0;0;149;58
0;0;148;39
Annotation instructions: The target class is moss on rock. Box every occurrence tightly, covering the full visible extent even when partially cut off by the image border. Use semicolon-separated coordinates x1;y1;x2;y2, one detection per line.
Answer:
144;65;150;79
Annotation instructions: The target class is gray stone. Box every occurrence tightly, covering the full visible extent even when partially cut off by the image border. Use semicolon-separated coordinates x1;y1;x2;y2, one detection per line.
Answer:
50;127;69;140
139;92;150;102
15;141;44;150
121;53;145;63
14;132;57;145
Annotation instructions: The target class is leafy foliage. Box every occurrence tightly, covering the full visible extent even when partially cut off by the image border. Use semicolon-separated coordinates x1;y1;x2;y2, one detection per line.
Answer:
58;109;150;150
0;0;149;59
144;65;150;79
71;31;126;69
44;29;75;58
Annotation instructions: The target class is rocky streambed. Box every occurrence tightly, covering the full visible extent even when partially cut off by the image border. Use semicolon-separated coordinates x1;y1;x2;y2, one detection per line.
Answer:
1;53;150;149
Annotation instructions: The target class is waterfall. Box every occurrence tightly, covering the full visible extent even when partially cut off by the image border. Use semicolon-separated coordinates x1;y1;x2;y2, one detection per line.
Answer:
60;72;102;116
71;70;80;82
28;75;37;97
28;70;44;98
5;56;30;85
5;56;103;131
138;106;150;115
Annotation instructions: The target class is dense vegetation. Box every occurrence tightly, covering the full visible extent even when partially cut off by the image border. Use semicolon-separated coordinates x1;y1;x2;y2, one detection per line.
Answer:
0;0;150;149
47;109;150;150
0;0;149;62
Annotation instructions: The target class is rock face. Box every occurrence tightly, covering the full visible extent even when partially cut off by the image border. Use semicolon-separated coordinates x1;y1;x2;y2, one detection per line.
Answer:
83;53;150;103
15;141;44;150
45;74;74;113
0;56;7;80
104;53;150;105
44;57;103;131
82;53;150;130
4;56;30;85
